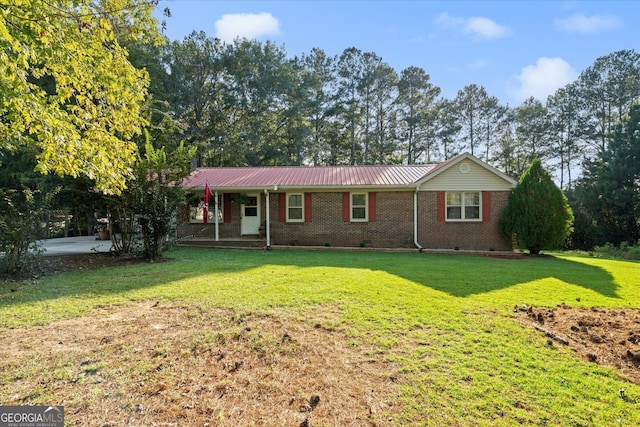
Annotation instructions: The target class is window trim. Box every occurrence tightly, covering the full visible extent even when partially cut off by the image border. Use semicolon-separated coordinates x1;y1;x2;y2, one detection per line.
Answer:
350;192;369;222
445;191;481;222
286;192;304;223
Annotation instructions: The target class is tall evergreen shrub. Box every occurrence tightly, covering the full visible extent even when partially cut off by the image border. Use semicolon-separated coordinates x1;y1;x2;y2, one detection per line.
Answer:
499;159;574;254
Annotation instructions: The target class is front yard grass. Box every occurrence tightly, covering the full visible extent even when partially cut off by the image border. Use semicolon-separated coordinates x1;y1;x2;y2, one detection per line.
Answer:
1;248;639;426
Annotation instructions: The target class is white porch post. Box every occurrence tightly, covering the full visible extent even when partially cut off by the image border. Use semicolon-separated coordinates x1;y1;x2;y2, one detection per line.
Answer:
214;190;219;241
264;189;271;249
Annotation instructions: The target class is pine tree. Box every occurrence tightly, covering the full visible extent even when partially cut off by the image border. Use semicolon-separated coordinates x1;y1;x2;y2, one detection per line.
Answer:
499;159;574;254
570;104;640;247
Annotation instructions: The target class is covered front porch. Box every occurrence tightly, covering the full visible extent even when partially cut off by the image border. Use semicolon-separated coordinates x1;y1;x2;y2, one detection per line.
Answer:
179;190;274;247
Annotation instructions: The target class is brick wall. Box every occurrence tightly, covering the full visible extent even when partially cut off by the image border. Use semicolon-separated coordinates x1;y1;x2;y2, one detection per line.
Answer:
179;190;512;250
417;191;512;251
269;191;415;248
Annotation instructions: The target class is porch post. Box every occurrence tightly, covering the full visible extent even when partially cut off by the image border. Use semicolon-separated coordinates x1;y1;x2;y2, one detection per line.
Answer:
264;189;271;249
214;190;219;241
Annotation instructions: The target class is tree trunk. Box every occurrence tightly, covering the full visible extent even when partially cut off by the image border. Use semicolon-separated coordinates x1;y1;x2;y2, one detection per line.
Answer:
528;245;542;255
155;233;164;259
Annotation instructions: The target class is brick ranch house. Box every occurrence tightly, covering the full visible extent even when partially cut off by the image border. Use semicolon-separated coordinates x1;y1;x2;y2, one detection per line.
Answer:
178;153;517;251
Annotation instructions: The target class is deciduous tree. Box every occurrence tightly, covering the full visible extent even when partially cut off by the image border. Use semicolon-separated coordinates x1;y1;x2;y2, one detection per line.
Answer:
0;0;162;194
0;150;58;273
110;136;196;259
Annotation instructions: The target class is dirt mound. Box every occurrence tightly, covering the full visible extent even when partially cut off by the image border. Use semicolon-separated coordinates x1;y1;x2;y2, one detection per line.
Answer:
517;303;640;385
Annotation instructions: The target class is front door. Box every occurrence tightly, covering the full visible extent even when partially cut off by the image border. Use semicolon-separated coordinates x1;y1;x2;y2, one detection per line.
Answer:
241;194;260;235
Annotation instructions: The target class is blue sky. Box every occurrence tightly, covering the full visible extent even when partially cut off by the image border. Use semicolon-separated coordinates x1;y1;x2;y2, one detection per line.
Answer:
155;1;639;105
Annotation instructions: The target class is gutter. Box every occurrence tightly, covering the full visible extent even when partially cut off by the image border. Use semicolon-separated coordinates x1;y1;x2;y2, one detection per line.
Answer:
414;187;423;252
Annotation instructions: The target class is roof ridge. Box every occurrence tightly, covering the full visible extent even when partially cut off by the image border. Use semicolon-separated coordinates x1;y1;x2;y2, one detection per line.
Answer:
196;164;435;169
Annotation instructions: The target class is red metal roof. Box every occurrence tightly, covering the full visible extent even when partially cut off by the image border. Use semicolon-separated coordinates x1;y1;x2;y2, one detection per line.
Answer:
182;164;437;189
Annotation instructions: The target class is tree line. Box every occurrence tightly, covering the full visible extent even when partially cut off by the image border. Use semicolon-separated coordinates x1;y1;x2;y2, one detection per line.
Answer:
148;33;638;189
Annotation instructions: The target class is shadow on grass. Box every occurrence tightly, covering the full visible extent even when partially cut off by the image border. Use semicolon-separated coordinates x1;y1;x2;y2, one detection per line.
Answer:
0;249;621;313
270;250;621;299
393;254;619;298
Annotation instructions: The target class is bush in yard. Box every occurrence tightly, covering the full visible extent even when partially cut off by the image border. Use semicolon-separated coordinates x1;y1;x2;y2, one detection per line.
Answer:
0;187;56;274
594;242;640;260
499;159;574;255
108;138;196;260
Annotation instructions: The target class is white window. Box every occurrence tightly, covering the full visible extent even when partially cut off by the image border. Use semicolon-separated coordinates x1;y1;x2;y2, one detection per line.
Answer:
351;193;368;221
446;191;480;221
287;193;304;222
191;195;223;223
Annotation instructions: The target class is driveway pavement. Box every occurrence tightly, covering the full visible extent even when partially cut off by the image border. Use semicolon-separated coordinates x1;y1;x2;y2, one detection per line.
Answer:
40;236;113;256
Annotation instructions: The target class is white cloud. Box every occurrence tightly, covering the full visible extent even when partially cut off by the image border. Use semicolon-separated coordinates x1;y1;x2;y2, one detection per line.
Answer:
436;12;511;40
215;12;280;43
435;12;465;29
554;13;622;34
447;59;489;74
509;57;578;102
560;1;581;10
466;58;489;70
410;33;437;43
466;17;511;39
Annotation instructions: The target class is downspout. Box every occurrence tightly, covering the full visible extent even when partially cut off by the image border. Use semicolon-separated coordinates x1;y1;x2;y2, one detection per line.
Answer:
214;190;219;241
414;187;423;252
264;188;271;250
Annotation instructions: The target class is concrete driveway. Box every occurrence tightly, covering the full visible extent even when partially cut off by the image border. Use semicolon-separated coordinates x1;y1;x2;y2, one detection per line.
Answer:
40;236;113;256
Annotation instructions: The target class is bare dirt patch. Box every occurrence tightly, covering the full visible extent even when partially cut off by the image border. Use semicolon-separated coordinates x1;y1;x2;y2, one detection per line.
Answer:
37;253;155;275
517;303;640;385
2;253;154;281
0;302;402;426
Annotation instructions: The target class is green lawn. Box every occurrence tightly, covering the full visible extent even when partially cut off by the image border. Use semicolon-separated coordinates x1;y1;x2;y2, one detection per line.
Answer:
1;248;639;426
